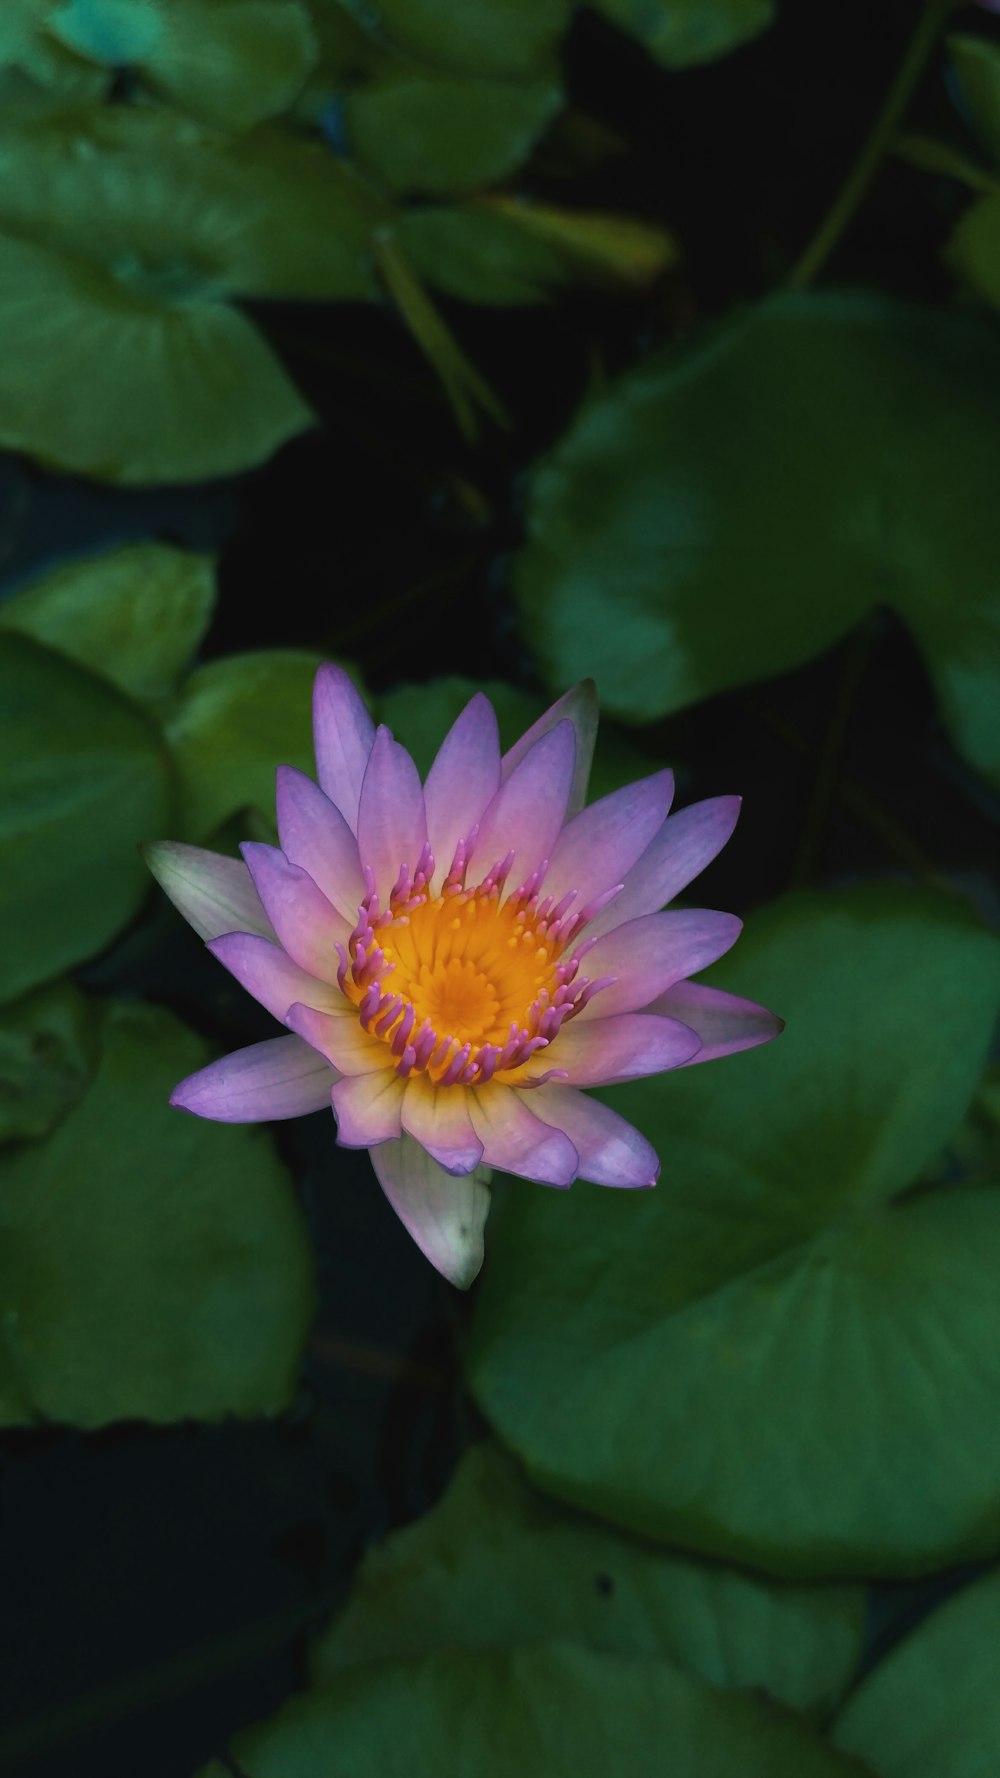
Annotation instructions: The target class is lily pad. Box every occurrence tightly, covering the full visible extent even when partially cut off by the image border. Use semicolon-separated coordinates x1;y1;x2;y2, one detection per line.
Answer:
0;978;98;1142
0;632;172;1001
0;999;314;1426
832;1565;1000;1777
466;885;1000;1576
214;1642;867;1778
588;0;775;67
0;541;216;704
165;649;326;839
345;0;571;79
314;1440;864;1716
345;69;561;197
513;290;1000;786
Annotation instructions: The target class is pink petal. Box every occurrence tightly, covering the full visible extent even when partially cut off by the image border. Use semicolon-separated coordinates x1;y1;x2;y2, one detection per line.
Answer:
501;682;597;818
575;908;743;1021
584;796;742;942
285;1001;388;1074
528;1084;660;1188
646;979;784;1063
401;1077;484;1176
543;769;675;911
468;1085;578;1187
312;663;376;832
143;841;274;942
550;1012;701;1085
371;1134;490;1288
472;721;576;885
356;725;428;896
331;1070;405;1147
275;766;365;921
424;694;500;887
208;932;340;1024
171;1034;336;1122
241;842;349;978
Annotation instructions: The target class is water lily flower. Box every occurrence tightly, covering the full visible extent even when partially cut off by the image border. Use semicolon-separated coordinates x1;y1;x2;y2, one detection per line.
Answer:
145;670;781;1288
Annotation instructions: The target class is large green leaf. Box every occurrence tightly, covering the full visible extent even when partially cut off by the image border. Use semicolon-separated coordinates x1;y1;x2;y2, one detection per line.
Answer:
832;1566;1000;1777
48;0;318;131
0;633;172;1002
0;999;314;1426
587;0;774;67
165;650;326;840
0;231;314;483
0;541;216;704
0;0;106;97
948;33;1000;170
342;0;571;79
0;978;98;1142
212;1643;867;1778
0;104;387;301
314;1441;864;1715
466;885;1000;1576
345;69;561;197
513;291;1000;785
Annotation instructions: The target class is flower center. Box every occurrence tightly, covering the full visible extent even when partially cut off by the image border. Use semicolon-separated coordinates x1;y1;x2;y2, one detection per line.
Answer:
336;840;618;1089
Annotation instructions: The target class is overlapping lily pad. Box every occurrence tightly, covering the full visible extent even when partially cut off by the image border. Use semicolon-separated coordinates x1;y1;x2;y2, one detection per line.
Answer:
588;0;775;68
513;290;1000;785
832;1566;1000;1776
0;999;314;1426
350;0;571;79
208;1641;867;1778
314;1440;865;1715
0;978;98;1142
466;885;1000;1576
0;632;173;1001
0;541;216;704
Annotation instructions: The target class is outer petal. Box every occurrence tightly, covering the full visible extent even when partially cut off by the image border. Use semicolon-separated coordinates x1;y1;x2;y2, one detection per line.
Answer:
550;1012;701;1085
542;769;675;912
401;1076;484;1176
275;766;365;920
171;1034;336;1123
575;908;743;1021
286;1001;388;1075
208;933;340;1024
372;1134;490;1289
312;663;376;831
143;841;274;941
331;1070;405;1147
584;796;742;942
646;979;784;1063
528;1084;660;1188
501;681;597;819
468;1084;578;1187
424;693;500;889
471;721;576;885
241;842;349;977
356;725;428;896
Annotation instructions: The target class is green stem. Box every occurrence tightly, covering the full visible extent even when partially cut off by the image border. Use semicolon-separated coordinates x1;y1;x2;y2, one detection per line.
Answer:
788;0;960;290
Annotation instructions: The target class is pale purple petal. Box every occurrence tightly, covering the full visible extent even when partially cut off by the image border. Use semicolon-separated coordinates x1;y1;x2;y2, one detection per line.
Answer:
356;725;428;895
551;1012;701;1085
312;663;376;832
275;766;365;921
241;842;349;978
331;1070;405;1147
501;682;597;818
143;841;274;941
646;979;784;1064
584;795;742;942
424;694;500;887
171;1034;336;1122
528;1084;660;1188
471;721;576;885
468;1084;578;1187
286;1001;388;1074
401;1078;484;1176
543;769;675;911
208;933;341;1024
575;908;743;1021
372;1134;490;1288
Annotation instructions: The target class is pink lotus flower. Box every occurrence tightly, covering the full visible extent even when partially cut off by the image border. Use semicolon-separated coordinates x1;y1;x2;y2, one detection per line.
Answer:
146;670;781;1287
